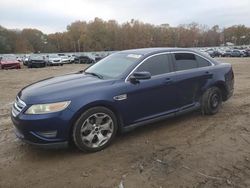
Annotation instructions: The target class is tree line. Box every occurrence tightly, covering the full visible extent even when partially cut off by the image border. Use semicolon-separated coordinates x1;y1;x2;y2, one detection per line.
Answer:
0;18;250;54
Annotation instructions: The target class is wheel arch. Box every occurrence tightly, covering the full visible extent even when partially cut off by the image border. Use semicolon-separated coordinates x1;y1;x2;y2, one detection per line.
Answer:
68;101;124;142
211;81;228;101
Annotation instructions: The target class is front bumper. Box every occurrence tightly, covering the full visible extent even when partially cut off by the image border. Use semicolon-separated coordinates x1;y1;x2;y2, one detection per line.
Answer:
1;64;21;69
31;62;46;67
11;106;75;148
50;61;62;64
14;127;68;148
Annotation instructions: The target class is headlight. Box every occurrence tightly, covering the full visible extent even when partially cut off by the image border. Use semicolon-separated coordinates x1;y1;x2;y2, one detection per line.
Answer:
25;101;71;114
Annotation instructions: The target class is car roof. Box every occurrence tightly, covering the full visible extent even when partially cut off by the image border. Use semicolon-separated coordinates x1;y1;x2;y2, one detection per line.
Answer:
118;47;218;65
119;47;200;55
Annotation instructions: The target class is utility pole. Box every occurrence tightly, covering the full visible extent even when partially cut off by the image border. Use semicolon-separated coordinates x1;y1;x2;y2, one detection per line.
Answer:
78;39;80;53
73;41;76;54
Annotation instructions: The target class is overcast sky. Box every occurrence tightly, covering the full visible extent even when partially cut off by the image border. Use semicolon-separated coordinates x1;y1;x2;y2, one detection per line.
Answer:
1;0;250;34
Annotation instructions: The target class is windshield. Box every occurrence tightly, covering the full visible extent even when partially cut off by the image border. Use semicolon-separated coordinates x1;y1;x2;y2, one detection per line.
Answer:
49;54;60;58
30;55;44;60
85;53;141;79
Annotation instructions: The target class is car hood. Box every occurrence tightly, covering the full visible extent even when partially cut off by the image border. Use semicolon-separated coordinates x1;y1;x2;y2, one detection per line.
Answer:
19;73;116;104
1;60;19;65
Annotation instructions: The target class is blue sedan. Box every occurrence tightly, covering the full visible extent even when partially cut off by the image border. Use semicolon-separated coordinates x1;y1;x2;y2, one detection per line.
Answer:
11;48;234;152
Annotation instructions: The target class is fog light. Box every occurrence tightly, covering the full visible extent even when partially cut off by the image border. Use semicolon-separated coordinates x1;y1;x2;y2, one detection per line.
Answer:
37;131;57;138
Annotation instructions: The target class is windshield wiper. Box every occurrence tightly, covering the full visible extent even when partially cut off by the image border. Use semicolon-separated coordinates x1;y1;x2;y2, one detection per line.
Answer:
84;72;103;79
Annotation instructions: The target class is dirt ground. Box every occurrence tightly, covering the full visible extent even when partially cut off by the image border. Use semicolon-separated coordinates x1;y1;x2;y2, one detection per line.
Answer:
0;58;250;188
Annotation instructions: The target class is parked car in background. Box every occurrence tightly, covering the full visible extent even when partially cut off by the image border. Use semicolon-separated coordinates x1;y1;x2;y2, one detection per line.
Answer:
23;55;30;66
0;55;21;69
224;50;233;57
245;49;250;57
231;50;246;57
217;49;226;57
239;50;248;57
16;56;23;62
27;55;46;68
46;54;63;66
198;50;210;57
206;49;222;58
11;48;234;152
58;54;70;64
94;54;106;62
75;55;95;64
69;55;76;63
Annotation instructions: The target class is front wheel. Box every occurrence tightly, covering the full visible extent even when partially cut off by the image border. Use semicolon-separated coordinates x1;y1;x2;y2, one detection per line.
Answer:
73;107;118;152
201;87;222;115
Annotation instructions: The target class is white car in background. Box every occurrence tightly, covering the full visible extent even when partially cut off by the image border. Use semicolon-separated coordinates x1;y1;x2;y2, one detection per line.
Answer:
69;54;76;63
58;54;70;64
46;54;63;66
23;55;30;66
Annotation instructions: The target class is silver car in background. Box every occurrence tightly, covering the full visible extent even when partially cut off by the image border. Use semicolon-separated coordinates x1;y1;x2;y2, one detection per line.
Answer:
58;54;70;64
46;54;63;66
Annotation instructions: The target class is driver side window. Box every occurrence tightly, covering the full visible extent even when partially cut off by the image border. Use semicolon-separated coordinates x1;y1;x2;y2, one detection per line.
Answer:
136;54;172;76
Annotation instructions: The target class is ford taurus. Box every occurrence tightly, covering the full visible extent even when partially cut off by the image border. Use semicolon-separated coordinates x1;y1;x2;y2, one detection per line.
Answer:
11;48;234;152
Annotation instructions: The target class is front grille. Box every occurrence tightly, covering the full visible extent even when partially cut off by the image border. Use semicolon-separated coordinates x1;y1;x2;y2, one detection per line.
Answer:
3;64;18;68
12;96;26;117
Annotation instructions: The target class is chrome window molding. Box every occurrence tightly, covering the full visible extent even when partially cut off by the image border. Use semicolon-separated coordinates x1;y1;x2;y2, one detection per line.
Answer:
125;50;215;82
125;52;171;82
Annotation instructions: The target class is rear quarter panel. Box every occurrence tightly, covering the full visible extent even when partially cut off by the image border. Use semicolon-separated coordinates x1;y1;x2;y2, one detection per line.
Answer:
206;63;234;100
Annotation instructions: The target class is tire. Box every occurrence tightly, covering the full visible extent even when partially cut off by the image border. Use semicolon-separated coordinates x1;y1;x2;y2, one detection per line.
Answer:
201;87;222;115
73;107;118;152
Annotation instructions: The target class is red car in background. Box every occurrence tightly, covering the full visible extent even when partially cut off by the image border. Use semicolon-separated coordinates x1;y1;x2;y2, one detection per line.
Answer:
0;55;21;69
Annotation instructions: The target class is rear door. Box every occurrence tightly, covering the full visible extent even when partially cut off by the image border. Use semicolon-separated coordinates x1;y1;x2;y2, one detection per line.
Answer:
171;52;213;108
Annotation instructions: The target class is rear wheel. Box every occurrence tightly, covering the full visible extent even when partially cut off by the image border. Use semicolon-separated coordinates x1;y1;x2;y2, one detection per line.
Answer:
73;107;118;152
201;87;222;115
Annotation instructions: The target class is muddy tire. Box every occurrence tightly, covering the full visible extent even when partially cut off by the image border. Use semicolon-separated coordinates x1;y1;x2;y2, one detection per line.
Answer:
201;87;222;115
73;107;118;152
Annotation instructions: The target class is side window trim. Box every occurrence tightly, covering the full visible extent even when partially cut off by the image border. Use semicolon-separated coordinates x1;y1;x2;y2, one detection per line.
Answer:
125;51;214;82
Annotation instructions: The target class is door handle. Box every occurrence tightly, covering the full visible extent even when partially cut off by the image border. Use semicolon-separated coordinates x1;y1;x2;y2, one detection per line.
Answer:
163;78;173;85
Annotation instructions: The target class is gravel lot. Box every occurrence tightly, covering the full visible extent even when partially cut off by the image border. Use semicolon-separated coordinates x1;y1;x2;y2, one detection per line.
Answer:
0;58;250;188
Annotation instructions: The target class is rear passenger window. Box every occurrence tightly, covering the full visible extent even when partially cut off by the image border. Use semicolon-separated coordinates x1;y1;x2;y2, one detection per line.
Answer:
136;54;172;76
174;53;197;71
196;55;211;67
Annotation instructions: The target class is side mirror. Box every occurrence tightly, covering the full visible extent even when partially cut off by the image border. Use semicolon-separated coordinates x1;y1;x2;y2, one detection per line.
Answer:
129;71;151;83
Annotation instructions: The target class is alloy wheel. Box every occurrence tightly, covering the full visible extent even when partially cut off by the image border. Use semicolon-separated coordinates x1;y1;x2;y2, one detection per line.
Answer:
80;113;114;148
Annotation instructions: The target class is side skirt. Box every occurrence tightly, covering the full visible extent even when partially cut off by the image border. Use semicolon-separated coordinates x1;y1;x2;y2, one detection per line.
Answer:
121;103;200;133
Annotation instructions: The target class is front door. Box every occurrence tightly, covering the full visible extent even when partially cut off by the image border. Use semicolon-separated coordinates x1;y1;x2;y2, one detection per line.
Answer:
118;53;178;126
